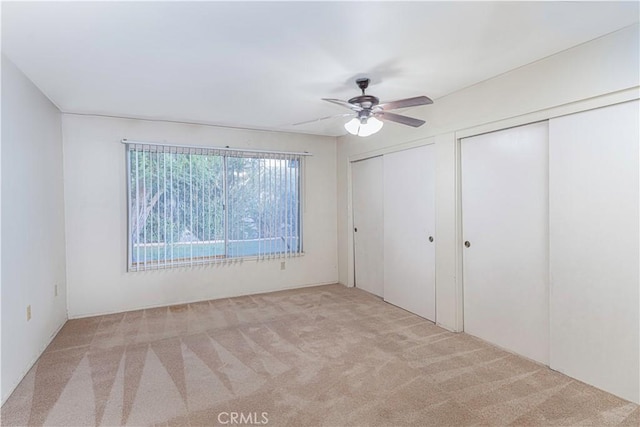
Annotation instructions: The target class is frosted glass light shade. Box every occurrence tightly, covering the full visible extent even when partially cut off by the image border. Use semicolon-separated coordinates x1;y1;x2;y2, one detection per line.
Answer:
359;117;383;136
344;117;384;137
344;118;361;135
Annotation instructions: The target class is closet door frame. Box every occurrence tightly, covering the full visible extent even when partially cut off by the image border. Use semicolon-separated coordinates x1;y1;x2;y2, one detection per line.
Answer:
347;139;437;290
453;91;639;333
343;88;635;332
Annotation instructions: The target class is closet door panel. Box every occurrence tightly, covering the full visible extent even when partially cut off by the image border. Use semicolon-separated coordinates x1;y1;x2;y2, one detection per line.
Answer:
549;100;639;403
383;144;436;321
352;156;384;297
461;121;549;365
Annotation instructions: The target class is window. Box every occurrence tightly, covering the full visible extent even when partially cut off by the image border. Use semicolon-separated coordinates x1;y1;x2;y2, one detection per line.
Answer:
126;142;303;271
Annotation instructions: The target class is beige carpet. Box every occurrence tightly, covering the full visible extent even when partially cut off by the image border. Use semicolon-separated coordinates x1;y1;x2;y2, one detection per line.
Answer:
2;284;638;426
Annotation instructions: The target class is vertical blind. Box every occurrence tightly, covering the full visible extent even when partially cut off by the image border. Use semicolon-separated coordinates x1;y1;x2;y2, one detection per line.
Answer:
126;142;304;271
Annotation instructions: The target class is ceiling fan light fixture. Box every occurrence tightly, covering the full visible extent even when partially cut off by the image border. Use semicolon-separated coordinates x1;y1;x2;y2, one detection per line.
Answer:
344;116;384;137
359;117;384;137
344;117;361;135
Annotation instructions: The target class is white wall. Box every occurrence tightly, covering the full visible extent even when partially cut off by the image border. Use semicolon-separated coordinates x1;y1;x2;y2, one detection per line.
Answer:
1;56;68;403
62;115;338;318
337;24;640;332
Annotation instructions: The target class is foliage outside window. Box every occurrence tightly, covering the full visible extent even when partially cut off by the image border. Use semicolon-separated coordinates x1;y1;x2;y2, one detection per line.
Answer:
127;144;302;271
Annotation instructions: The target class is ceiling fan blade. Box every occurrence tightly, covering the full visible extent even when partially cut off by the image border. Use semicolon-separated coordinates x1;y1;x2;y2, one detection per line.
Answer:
322;98;362;111
377;111;426;128
378;96;433;110
292;113;354;126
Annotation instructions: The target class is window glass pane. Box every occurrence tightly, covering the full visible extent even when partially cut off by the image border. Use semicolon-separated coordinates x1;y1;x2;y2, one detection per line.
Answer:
130;150;224;268
226;157;300;257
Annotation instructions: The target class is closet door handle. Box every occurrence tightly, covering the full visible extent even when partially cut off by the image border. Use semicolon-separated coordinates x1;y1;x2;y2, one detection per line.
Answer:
428;236;434;242
464;241;471;248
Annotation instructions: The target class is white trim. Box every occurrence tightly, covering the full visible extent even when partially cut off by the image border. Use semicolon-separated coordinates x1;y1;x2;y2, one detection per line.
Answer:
454;135;464;332
346;159;355;287
300;156;306;252
67;280;335;320
455;86;638;140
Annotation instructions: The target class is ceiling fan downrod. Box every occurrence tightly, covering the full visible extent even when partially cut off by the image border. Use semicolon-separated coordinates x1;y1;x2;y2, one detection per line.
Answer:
356;78;370;95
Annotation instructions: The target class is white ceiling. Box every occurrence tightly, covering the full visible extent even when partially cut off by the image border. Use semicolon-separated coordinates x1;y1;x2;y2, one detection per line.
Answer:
2;2;638;137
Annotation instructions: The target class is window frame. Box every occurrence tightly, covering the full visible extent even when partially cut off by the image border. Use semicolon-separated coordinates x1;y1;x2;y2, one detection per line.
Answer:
125;141;307;272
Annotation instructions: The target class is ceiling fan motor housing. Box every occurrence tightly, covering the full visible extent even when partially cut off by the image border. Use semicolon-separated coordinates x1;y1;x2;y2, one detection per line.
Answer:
348;94;380;109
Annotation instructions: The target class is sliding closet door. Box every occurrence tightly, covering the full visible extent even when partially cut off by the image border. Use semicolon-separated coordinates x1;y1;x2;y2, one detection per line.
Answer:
352;156;384;297
549;100;639;403
383;144;436;321
461;122;549;365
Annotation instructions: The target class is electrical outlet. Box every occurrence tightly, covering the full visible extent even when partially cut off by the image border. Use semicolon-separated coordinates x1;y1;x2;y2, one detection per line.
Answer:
280;261;286;270
26;305;31;321
55;284;58;297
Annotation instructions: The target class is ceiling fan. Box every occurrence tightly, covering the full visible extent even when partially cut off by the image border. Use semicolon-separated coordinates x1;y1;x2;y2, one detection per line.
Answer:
296;78;433;137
